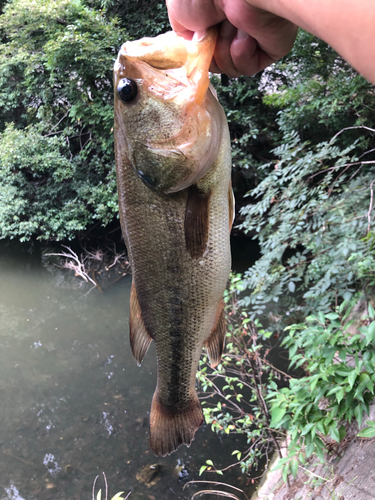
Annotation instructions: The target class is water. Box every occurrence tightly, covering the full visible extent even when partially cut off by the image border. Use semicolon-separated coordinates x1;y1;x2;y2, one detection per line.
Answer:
0;241;253;500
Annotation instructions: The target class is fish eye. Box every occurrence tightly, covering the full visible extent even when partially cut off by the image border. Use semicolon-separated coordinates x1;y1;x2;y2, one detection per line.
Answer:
117;78;138;103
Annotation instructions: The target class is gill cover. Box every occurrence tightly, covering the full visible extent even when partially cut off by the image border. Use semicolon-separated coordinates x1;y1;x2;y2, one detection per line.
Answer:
114;29;223;194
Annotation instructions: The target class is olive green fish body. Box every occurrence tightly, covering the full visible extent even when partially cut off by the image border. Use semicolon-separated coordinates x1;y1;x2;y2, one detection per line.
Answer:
114;30;232;455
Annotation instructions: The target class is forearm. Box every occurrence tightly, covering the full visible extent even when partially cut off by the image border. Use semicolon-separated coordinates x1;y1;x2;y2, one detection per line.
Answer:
252;0;375;82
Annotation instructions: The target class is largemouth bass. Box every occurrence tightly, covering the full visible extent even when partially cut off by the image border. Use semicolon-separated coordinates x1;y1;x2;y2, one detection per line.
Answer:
114;29;233;456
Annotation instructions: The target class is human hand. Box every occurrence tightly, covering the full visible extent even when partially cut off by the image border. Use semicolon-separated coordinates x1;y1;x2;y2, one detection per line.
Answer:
166;0;298;77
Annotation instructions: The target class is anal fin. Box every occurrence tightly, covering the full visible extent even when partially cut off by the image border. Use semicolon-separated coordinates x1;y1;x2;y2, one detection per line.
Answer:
204;299;226;368
130;282;153;365
185;184;211;259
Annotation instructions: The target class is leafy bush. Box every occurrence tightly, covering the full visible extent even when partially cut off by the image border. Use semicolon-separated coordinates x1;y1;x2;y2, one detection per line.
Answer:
198;279;375;482
269;302;375;481
239;132;375;328
197;31;375;479
197;274;286;475
0;0;126;240
236;28;375;329
0;123;118;240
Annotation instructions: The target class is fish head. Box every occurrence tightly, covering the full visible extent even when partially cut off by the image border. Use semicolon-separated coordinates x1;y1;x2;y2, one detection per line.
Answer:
114;29;224;194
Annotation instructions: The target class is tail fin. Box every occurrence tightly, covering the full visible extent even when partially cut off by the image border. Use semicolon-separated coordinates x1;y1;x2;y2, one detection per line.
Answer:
149;391;203;456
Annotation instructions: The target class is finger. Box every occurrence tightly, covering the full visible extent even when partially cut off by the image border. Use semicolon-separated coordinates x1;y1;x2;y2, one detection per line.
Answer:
213;20;243;78
213;24;280;77
230;31;275;75
174;28;195;41
209;55;222;74
167;13;194;39
166;0;225;33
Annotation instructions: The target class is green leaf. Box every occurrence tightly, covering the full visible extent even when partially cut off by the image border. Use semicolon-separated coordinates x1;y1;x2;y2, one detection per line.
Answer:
336;388;345;403
318;312;326;325
206;460;214;466
199;466;207;476
329;425;340;443
367;322;375;342
316;421;326;435
326;386;343;397
358;426;375;438
290;459;299;479
354;405;364;427
325;312;339;320
111;493;125;500
348;370;358;389
339;349;347;361
305;441;315;458
270;407;287;427
338;425;346;441
282;463;289;484
97;490;102;500
301;423;315;436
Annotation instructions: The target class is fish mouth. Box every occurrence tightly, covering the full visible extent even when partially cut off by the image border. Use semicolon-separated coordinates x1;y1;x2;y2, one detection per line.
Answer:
118;32;188;70
116;28;217;106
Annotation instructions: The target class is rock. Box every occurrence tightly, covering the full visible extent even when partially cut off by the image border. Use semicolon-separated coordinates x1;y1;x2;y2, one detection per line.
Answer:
136;464;161;488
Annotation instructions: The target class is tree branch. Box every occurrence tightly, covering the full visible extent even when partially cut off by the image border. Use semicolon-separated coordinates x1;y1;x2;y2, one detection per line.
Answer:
330;125;375;143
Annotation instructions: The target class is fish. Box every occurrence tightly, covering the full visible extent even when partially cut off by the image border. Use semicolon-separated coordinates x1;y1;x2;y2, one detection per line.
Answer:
114;28;233;456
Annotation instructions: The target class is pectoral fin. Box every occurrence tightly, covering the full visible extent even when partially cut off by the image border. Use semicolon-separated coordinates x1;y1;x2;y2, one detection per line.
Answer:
204;300;226;368
185;184;210;259
129;282;153;364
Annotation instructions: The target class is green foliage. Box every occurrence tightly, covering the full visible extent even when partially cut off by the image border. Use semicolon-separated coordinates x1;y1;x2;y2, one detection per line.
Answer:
265;30;374;141
197;274;282;475
0;0;126;240
94;0;170;39
239;133;375;326
0;123;117;240
236;33;375;329
357;420;375;438
217;30;375;481
268;304;375;478
200;277;375;482
210;73;279;190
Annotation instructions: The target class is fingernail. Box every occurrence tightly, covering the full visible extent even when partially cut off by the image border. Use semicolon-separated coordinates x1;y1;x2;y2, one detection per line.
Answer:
236;30;248;40
175;30;194;41
192;30;206;42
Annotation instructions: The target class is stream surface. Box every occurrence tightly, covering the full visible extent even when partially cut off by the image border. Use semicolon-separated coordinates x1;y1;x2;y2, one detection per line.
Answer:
0;240;254;500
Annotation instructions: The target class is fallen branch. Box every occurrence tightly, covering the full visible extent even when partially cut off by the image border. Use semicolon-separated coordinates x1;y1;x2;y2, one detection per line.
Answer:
45;245;97;287
183;480;249;500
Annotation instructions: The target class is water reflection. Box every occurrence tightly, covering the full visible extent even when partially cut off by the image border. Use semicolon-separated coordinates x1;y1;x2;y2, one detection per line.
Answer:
43;454;61;476
4;484;26;500
0;241;252;500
